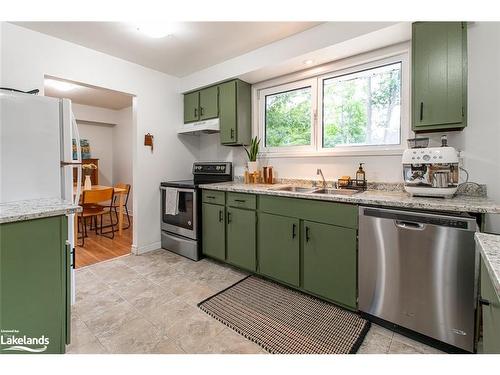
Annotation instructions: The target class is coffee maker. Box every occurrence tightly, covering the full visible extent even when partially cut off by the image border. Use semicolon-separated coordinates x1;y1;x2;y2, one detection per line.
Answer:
402;138;459;198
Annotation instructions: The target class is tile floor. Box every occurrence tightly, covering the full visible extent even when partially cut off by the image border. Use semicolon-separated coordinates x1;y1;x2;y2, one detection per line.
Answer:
68;249;443;354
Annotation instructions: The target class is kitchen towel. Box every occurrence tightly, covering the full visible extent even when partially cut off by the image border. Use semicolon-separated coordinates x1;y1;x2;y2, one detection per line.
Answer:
164;187;179;215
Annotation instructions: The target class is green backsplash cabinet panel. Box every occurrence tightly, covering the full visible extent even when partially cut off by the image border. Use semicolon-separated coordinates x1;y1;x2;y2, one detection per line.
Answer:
226;207;256;271
184;91;200;123
302;220;357;309
412;22;467;132
258;213;300;286
219;80;251;146
202;203;226;261
0;216;69;354
480;258;500;353
199;86;219;120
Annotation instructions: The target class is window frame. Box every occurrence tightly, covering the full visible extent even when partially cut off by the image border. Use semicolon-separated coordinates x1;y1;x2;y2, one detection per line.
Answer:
254;48;410;158
259;78;318;154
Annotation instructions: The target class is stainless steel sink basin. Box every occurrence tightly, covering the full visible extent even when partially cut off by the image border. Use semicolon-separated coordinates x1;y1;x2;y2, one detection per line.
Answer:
269;186;317;193
311;188;361;196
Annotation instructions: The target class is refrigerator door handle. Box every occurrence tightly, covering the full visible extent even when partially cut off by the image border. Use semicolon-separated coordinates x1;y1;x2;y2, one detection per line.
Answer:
72;114;82;205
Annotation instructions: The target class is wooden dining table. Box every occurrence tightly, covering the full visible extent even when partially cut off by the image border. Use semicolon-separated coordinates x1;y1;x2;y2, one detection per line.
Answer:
73;184;128;236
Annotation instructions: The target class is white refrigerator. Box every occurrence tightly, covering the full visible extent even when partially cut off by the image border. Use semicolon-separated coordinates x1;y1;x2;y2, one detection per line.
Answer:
0;88;82;302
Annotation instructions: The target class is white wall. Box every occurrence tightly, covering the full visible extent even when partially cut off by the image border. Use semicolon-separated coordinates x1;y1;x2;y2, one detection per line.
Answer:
77;122;114;186
73;103;120;187
1;22;199;253
113;106;134;213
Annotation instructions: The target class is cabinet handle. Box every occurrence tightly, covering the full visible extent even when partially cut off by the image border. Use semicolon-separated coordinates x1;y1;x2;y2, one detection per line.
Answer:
479;298;490;306
305;226;310;242
194;108;198;117
227;211;232;223
292;223;296;239
72;247;76;269
218;210;223;222
234;199;246;203
230;128;234;139
200;107;204;116
419;102;423;121
206;195;215;199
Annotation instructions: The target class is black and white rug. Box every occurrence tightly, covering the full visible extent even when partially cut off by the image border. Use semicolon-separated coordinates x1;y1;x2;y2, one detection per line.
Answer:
198;275;370;354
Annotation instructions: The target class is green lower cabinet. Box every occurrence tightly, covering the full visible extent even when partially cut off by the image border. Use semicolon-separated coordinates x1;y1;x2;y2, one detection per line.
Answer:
202;203;226;261
0;216;69;354
226;207;256;271
302;220;357;309
258;213;299;286
480;258;500;353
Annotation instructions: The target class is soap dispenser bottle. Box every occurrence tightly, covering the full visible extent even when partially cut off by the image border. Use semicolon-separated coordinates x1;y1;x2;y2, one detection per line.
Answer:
356;163;365;186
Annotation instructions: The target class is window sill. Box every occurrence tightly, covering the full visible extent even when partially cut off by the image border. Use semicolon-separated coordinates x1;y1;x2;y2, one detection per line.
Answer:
258;148;405;159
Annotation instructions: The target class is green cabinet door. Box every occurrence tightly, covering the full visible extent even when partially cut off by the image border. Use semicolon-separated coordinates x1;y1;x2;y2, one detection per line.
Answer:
202;203;225;261
258;213;299;286
412;22;467;131
226;207;256;271
199;86;219;120
302;221;357;309
0;216;69;354
219;80;237;144
184;91;200;123
481;259;500;353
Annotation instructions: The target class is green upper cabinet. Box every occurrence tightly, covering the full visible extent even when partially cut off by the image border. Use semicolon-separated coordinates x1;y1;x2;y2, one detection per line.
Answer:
258;213;300;287
202;202;226;261
184;91;200;123
226;207;256;271
0;216;70;354
412;22;467;132
199;86;219;120
219;80;251;146
480;258;500;353
302;221;357;309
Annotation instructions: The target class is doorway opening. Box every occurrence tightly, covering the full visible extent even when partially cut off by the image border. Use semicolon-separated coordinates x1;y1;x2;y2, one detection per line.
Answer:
45;76;135;268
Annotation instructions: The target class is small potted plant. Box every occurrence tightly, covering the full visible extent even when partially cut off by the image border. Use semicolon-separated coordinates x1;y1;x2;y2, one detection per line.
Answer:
244;137;260;173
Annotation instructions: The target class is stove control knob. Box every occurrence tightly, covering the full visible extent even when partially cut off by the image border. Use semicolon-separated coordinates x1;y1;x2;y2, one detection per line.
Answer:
423;154;431;161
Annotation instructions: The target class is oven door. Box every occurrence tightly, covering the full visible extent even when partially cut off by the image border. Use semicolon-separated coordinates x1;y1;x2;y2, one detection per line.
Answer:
160;187;197;240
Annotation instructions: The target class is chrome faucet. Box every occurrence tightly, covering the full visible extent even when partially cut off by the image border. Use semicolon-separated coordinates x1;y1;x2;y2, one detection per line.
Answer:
316;168;326;188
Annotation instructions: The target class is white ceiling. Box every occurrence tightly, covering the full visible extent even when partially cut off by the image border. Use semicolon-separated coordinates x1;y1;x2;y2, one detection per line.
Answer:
14;22;322;77
44;77;133;110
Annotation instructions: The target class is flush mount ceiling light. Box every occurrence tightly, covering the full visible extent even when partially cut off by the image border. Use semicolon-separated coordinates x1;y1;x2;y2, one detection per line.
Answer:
45;79;79;92
303;59;314;66
134;22;175;38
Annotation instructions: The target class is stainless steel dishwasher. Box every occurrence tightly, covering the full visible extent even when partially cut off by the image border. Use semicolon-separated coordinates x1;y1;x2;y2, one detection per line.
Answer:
358;206;478;352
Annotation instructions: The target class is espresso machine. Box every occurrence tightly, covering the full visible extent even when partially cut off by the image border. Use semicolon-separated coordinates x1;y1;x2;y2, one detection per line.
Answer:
402;138;459;198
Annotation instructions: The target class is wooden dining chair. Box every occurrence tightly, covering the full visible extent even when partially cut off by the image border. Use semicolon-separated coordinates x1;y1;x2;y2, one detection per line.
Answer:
77;188;115;246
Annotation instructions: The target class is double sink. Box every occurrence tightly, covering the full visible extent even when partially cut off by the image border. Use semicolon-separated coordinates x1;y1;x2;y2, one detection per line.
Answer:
268;186;361;196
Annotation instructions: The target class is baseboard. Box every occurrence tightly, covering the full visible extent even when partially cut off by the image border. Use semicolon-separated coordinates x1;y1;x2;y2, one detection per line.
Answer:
131;241;161;255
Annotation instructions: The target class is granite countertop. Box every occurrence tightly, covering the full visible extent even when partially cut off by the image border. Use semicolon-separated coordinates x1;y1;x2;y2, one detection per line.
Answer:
476;233;500;298
199;182;500;214
0;198;81;224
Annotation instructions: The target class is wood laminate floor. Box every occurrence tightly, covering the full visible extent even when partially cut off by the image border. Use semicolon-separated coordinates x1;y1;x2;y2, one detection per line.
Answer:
75;215;132;268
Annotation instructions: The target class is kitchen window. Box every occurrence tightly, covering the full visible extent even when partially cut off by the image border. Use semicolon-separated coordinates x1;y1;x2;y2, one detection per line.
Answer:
260;79;317;153
256;51;408;156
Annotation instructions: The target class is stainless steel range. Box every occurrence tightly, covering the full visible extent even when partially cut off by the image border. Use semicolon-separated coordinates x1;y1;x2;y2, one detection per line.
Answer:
160;162;232;261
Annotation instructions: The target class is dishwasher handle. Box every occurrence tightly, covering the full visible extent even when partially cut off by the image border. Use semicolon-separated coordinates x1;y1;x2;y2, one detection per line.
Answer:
394;220;425;231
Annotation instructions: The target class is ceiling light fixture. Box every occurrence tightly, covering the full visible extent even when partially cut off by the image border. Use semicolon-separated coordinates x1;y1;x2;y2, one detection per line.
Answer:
134;22;175;38
303;59;314;66
45;79;79;92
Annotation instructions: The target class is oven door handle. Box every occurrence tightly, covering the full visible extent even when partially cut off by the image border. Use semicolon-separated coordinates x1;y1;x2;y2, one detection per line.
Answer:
160;186;195;194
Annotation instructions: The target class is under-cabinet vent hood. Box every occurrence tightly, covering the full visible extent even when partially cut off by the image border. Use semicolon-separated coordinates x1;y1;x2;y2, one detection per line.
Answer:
177;118;220;135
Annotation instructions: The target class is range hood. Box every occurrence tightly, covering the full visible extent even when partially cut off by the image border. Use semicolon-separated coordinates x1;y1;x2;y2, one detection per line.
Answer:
177;118;220;135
